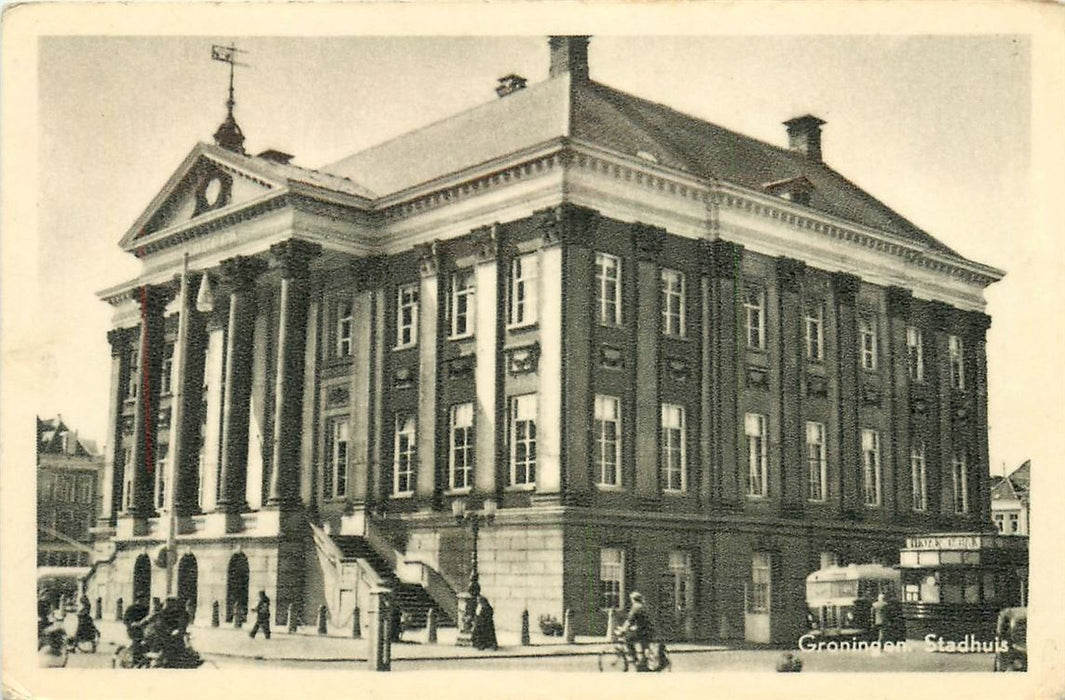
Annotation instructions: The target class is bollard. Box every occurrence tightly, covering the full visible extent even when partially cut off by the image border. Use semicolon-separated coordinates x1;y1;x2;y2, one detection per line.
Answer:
317;604;328;635
115;597;124;622
234;606;245;629
352;607;362;639
151;597;161;615
520;610;531;646
287;604;298;634
563;608;575;644
367;589;392;672
426;608;437;644
605;608;617;639
211;601;220;627
94;597;103;620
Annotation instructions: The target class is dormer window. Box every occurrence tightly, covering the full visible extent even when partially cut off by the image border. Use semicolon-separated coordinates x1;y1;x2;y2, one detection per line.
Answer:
763;176;814;206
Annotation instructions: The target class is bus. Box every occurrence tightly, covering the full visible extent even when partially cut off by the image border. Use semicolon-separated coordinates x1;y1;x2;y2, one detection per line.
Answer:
805;564;901;642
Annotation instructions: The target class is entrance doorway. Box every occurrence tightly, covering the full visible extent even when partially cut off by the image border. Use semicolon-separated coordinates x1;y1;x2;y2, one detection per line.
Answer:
177;554;199;620
660;550;694;640
744;552;772;643
226;552;249;623
132;554;152;604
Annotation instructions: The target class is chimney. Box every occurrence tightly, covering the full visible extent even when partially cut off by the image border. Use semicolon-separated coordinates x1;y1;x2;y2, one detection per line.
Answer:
495;74;528;98
783;115;826;161
258;149;294;165
549;36;590;81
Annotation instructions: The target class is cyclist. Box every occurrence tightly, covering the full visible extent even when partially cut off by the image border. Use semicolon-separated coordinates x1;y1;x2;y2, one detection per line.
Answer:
618;591;653;671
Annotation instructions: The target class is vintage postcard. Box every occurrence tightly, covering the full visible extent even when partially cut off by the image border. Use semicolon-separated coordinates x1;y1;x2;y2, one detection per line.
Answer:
3;3;1064;699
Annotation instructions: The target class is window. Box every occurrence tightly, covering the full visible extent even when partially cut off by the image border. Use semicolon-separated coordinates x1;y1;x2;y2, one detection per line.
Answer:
508;253;539;328
77;475;93;504
448;403;475;491
160;343;175;395
600;547;625;610
993;513;1005;533
743;286;766;350
335;299;354;358
804;300;824;361
661;269;685;337
906;326;924;382
949;335;965;390
393;414;417;495
509;394;537;486
595;252;622;326
126;348;140;398
396;284;419;348
666;551;693;615
952;451;969;514
911;442;928;512
594;395;621;487
861;429;881;506
805;421;826;501
661;404;686;492
155;444;169;510
748;553;771;613
324;418;350;499
450;270;476;339
860;314;878;370
1009;513;1019;533
745;413;768;497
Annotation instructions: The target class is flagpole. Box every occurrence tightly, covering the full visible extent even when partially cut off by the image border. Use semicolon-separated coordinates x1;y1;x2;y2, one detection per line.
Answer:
164;252;191;597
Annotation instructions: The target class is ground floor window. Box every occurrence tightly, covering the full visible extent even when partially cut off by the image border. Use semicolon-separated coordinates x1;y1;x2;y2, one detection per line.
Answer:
747;552;771;613
600;547;625;610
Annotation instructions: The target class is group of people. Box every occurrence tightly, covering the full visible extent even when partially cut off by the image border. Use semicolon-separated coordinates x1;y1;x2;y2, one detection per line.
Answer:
122;594;201;666
37;592;99;651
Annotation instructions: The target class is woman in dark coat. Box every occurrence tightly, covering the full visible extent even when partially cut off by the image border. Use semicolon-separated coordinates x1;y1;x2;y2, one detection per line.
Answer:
470;595;498;650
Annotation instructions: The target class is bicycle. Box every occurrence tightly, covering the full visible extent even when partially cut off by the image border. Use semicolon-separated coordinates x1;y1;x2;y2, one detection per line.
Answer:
597;627;671;672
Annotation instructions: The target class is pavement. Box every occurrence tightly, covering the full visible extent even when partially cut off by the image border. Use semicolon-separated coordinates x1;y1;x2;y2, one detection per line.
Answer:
93;619;728;663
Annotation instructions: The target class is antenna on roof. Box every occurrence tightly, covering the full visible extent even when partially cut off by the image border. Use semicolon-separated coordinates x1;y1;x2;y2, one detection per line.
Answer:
211;44;250;154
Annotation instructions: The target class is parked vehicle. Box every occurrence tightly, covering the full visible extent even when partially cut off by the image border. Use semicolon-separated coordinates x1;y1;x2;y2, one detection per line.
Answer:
805;564;902;642
598;627;671;672
993;607;1027;671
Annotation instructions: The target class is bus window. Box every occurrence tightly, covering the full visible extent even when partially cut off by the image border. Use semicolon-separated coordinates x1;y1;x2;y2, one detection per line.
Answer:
904;584;920;602
963;572;980;604
983;573;996;602
941;571;962;604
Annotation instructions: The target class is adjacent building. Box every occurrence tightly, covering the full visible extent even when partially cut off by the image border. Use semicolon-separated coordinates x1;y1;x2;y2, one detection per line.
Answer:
991;460;1030;536
38;416;104;568
86;36;1003;644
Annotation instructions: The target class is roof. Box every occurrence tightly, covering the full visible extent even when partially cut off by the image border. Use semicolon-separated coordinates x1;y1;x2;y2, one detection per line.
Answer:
203;143;376;200
322;74;960;256
992;460;1030;501
36;416;96;457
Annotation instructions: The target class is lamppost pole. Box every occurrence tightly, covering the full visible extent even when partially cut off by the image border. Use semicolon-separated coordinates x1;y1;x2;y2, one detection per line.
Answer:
453;498;496;646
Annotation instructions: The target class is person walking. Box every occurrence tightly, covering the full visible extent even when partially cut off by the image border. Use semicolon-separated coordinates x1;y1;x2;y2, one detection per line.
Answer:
249;590;272;640
871;592;889;647
618;591;653;670
470;596;498;651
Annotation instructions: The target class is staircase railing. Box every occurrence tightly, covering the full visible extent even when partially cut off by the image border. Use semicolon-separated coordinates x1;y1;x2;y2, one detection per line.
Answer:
362;513;458;623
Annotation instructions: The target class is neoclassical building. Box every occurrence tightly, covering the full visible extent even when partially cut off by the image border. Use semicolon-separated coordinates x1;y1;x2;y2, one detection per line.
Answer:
87;36;1003;645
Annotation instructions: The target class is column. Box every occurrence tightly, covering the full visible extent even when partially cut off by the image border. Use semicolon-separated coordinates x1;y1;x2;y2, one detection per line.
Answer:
886;287;912;516
930;301;956;519
711;240;743;506
538;225;564;496
968;311;992;525
102;327;135;526
173;276;209;517
634;223;665;499
267;239;322;507
129;284;174;519
216;256;268;515
776;257;805;515
831;272;861;517
414;241;440;502
698;241;714;506
350;258;384;506
472;228;500;497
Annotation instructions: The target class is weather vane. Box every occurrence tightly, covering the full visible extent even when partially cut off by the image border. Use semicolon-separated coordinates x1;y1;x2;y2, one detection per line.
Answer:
210;44;251;154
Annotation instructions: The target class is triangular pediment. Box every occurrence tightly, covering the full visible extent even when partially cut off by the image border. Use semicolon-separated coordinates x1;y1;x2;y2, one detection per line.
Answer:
120;143;287;249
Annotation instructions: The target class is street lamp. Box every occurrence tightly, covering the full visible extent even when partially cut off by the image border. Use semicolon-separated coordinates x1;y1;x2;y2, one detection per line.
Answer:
452;497;497;644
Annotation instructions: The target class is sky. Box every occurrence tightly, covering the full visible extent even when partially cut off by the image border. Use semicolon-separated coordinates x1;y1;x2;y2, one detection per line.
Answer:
34;33;1038;476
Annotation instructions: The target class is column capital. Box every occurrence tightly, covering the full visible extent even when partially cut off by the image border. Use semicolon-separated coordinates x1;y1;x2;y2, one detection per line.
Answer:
135;283;176;315
414;240;440;277
631;222;666;263
928;300;957;333
775;257;806;293
830;271;861;306
709;239;744;279
886;286;912;318
469;223;499;262
270;239;322;279
107;326;137;353
352;255;387;292
967;310;992;336
533;203;600;247
219;255;269;292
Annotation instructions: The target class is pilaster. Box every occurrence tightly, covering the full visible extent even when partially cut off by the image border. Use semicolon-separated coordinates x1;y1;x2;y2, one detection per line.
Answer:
633;222;665;499
776;257;805;515
472;226;500;498
711;240;743;506
415;240;440;503
831;271;861;518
